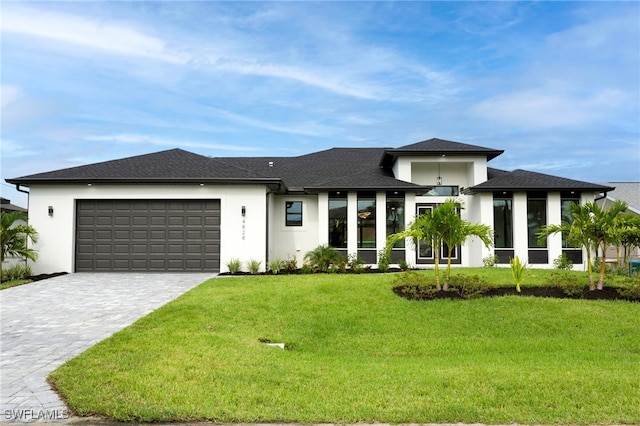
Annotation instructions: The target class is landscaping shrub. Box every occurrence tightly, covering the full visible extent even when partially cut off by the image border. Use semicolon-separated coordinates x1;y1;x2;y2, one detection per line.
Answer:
553;253;573;270
225;258;242;274
304;245;344;273
482;254;499;267
246;259;261;275
617;276;640;299
1;263;32;282
268;259;285;274
377;248;391;273
447;274;492;299
347;253;366;273
549;271;588;297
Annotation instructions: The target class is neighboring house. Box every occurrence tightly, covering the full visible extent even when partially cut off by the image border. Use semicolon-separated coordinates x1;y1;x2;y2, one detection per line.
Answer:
5;138;613;274
1;197;29;270
598;182;640;262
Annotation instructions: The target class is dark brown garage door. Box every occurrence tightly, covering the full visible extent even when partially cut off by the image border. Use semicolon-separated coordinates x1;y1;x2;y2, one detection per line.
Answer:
75;200;220;272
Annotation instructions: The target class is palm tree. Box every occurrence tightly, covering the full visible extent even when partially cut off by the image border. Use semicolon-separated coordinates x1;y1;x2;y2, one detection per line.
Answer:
436;200;493;289
538;200;628;290
1;211;39;268
538;202;597;290
387;199;493;290
589;200;628;289
387;205;445;289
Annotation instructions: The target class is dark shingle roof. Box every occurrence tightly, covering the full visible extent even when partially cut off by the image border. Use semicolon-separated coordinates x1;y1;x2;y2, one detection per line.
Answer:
380;138;504;167
466;169;614;193
6;149;281;185
220;148;428;192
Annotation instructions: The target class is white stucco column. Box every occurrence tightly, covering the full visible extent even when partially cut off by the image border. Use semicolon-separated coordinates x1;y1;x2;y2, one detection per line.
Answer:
547;192;563;266
512;192;529;263
376;191;387;263
404;192;417;267
317;192;329;246
347;192;358;257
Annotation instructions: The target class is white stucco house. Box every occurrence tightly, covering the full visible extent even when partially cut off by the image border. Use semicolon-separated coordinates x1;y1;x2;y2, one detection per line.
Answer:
5;138;614;274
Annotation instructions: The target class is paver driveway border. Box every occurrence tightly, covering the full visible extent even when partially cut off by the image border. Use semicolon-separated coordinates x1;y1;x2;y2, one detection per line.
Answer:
1;273;215;423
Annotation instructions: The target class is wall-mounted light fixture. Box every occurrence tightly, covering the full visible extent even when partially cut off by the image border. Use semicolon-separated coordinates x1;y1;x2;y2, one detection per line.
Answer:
48;206;54;217
437;162;442;185
241;206;246;217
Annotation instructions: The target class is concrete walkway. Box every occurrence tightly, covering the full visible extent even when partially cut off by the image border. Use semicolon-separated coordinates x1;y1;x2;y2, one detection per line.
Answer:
0;273;214;423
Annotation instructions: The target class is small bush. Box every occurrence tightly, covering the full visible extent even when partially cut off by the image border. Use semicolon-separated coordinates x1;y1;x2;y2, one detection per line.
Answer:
225;258;242;274
483;255;499;267
550;271;587;297
268;259;285;274
246;259;261;275
398;259;409;271
377;248;391;273
510;256;527;293
347;253;366;273
304;245;344;273
553;253;573;271
1;264;32;282
616;277;640;299
301;263;314;274
284;256;298;273
448;274;491;299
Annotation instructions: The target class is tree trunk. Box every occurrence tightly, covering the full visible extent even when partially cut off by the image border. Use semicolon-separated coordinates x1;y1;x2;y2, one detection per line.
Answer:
434;245;442;291
597;242;607;290
586;246;595;291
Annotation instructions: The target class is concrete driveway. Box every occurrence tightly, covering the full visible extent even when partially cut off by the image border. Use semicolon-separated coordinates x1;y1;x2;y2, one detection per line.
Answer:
0;273;214;423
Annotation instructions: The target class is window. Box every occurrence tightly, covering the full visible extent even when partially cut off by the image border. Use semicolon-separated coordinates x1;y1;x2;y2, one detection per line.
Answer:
561;192;580;248
416;205;434;260
527;194;547;248
386;193;405;248
493;194;513;248
423;186;459;196
285;201;302;226
329;192;347;248
357;193;376;248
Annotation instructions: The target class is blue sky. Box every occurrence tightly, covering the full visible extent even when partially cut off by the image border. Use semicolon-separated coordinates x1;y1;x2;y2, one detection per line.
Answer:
2;1;639;208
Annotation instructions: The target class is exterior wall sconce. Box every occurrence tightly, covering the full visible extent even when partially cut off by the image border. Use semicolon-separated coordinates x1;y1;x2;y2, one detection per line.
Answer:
241;206;246;217
48;206;54;217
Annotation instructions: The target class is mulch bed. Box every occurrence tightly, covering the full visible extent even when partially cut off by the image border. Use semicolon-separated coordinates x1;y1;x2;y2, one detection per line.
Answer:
393;284;640;302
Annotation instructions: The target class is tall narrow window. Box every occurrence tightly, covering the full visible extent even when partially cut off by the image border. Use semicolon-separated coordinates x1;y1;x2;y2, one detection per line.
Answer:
561;193;580;248
386;193;405;248
493;195;513;248
527;194;547;248
329;192;347;248
357;193;376;248
285;201;302;226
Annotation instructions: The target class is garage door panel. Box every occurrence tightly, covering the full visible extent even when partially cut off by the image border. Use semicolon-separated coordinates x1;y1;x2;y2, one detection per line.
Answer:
76;199;220;272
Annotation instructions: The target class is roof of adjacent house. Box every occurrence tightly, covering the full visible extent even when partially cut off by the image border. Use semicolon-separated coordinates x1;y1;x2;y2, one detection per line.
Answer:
0;197;27;213
465;168;614;193
601;182;640;215
5;138;612;195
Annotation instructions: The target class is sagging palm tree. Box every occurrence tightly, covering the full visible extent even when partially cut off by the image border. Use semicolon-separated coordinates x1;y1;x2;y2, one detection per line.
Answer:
1;212;39;277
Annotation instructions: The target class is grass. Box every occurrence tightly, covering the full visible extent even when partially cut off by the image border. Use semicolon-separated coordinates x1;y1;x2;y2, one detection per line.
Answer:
0;278;31;290
49;271;640;424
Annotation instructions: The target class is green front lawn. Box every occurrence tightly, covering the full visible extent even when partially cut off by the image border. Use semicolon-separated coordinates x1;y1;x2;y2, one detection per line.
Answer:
49;272;640;424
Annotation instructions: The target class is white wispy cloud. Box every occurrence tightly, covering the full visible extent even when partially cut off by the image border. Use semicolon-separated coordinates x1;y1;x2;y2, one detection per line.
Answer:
84;134;258;152
1;6;189;64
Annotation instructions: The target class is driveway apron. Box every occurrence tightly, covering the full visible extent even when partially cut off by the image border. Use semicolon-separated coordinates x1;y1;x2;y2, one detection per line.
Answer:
0;273;214;423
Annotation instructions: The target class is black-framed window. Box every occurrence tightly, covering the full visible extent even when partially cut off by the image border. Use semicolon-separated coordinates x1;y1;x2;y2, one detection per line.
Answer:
527;193;547;248
493;192;513;249
561;192;580;248
386;192;405;248
357;193;376;249
285;201;303;227
329;192;347;248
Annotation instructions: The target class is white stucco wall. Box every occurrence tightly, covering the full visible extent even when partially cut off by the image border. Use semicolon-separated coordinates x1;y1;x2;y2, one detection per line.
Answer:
268;194;319;267
26;184;268;274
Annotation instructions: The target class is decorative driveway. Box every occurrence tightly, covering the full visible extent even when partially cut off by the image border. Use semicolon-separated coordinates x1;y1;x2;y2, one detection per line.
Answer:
0;273;214;423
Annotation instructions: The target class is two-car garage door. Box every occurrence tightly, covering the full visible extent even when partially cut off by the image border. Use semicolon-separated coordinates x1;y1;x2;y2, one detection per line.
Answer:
75;200;220;272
